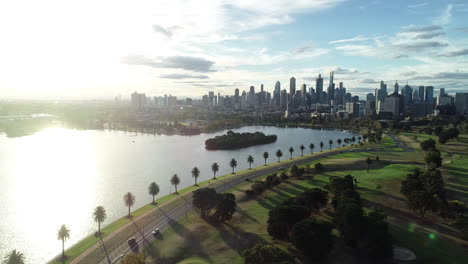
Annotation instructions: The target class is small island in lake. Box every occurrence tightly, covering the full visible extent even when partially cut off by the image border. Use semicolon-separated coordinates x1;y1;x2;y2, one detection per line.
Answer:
205;130;277;150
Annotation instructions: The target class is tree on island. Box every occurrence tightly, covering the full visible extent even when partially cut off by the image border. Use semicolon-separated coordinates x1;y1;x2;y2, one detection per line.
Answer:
300;145;305;156
230;158;237;173
320;141;324;152
263;152;269;166
366;157;372;172
148;182;160;204
247;155;254;169
337;138;342;147
276;149;283;162
123;192;136;217
289;147;294;159
93;206;107;235
3;250;25;264
309;143;315;154
171;174;180;193
211;162;219;179
57;224;70;262
192;167;200;185
329;139;333;150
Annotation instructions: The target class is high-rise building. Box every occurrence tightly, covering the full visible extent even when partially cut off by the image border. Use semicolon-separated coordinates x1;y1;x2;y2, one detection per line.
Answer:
439;88;446;96
394;81;399;94
301;84;307;97
274;81;281;107
418;86;425;102
289;77;296;98
413;90;419;102
280;89;288;111
455;93;468;115
376;81;388;102
366;93;375;101
425;86;434;103
402;84;412;104
327;72;335;104
131;92;147;110
316;74;323;104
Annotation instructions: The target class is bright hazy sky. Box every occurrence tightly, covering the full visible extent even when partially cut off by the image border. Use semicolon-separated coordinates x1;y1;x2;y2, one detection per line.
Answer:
1;0;467;100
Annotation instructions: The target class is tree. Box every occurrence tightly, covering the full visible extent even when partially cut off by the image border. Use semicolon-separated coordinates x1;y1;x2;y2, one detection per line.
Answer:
263;152;269;166
434;126;443;136
121;253;145;264
289;147;294;159
357;136;362;143
291;219;333;260
57;224;70;262
337;138;342;147
366;157;372;172
243;244;291;264
297;188;328;211
328;139;333;150
299;144;305;156
93;206;107;234
267;205;311;240
247;155;254;169
425;148;442;168
148;182;160;204
3;250;25;264
123;192;136;217
229;158;237;173
335;202;363;247
276;149;283;162
309;143;315;154
320;141;324;152
407;191;439;217
211;162;219;179
192;188;218;217
213;193;237;222
351;136;356;145
171;174;180;193
420;138;436;151
362;208;393;259
192;166;200;185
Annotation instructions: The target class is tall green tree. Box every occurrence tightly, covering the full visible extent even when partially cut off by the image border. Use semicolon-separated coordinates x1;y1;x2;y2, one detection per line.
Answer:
243;244;291;264
320;141;324;152
213;193;237;222
230;158;237;173
291;219;334;260
3;250;25;264
276;149;283;162
93;206;107;234
309;143;315;154
123;192;136;217
337;138;342;147
57;224;70;262
148;182;160;204
211;162;219;179
247;155;254;169
366;157;372;172
289;147;294;159
328;139;333;150
192;166;200;185
171;174;180;193
299;144;305;156
192;188;218;217
263;152;269;166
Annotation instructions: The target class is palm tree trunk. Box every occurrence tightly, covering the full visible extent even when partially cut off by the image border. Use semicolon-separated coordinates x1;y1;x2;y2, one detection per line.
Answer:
249;163;251;169
153;195;155;204
264;159;267;165
175;185;178;193
98;221;101;234
62;240;65;262
128;206;131;217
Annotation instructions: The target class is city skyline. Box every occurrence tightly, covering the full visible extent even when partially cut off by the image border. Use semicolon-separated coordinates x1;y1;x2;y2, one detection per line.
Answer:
1;0;468;100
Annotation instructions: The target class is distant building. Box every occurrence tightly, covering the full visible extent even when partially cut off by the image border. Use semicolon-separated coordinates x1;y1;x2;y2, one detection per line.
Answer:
316;74;324;104
289;77;296;99
418;86;425;102
425;86;434;103
327;72;335;105
131;92;147;110
455;93;468;115
366;93;375;101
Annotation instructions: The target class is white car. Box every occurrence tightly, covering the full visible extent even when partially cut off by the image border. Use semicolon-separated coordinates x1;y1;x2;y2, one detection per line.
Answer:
152;228;160;236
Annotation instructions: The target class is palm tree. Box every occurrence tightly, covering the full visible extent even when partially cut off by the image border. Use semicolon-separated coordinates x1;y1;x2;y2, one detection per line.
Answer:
230;158;237;173
3;250;25;264
192;167;200;185
263;152;269;166
93;206;107;235
309;143;315;154
211;162;219;179
148;182;160;204
276;149;283;162
289;147;294;159
358;136;362;143
247;155;254;169
366;157;372;172
320;141;324;152
351;136;356;145
300;145;305;156
337;138;342;147
123;192;136;217
57;224;70;262
171;174;180;193
328;139;333;150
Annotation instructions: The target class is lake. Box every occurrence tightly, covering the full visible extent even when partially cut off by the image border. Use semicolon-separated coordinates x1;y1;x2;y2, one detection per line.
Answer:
0;126;357;263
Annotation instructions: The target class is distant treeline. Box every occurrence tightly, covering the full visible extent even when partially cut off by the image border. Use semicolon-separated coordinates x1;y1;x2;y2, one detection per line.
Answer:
205;131;277;150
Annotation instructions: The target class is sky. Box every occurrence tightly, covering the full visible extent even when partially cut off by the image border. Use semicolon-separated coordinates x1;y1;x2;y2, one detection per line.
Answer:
0;0;467;100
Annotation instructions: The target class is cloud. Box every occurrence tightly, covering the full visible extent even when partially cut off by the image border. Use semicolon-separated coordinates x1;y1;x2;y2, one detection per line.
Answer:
433;4;453;25
335;44;377;56
329;35;368;44
361;78;379;84
294;45;314;54
413;31;444;39
159;73;209;79
439;49;468;57
392;41;448;52
408;3;428;8
402;25;442;33
123;55;216;72
455;27;468;32
420;72;468;79
152;25;182;38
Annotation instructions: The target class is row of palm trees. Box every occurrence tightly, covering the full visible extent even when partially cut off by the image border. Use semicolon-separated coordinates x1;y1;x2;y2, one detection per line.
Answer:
55;136;363;261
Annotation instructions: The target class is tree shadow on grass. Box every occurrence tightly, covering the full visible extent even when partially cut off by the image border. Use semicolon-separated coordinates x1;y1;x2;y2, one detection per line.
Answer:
357;186;406;202
275;185;303;197
235;206;259;223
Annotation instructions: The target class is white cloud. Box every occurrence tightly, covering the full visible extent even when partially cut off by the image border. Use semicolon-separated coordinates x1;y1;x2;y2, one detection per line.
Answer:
329;35;368;44
433;4;453;25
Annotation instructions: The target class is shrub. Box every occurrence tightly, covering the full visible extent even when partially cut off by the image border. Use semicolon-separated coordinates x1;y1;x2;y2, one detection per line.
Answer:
314;163;324;170
280;172;289;180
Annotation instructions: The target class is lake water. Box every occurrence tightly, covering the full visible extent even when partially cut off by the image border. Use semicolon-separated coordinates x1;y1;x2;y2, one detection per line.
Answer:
0;126;357;263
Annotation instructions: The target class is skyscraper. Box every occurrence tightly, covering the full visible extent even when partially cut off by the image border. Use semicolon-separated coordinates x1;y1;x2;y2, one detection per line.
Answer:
316;74;323;104
274;81;281;107
394;81;399;94
327;72;335;104
289;77;296;98
425;86;434;103
418;86;425;102
301;84;307;97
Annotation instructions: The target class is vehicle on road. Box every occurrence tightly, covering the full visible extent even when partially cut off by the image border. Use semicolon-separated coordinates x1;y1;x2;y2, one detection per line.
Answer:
127;237;138;251
152;228;160;236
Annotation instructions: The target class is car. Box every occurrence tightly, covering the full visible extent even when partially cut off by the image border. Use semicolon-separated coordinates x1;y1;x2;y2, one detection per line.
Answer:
127;237;138;250
277;167;284;171
152;228;160;236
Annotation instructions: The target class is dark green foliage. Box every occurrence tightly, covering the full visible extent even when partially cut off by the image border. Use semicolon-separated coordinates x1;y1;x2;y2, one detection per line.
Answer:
314;162;324;170
425;148;442;168
407;191;439;217
434;126;443;136
192;188;218;217
289;164;305;177
3;250;25;264
243;244;291;264
280;172;288;180
291;219;333;260
205;131;277;150
297;188;328;211
420;138;436;151
213;193;237;222
266;174;281;186
362;208;393;259
439;127;460;144
366;157;372;172
267;205;310;240
335;202;363;247
329;175;354;197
